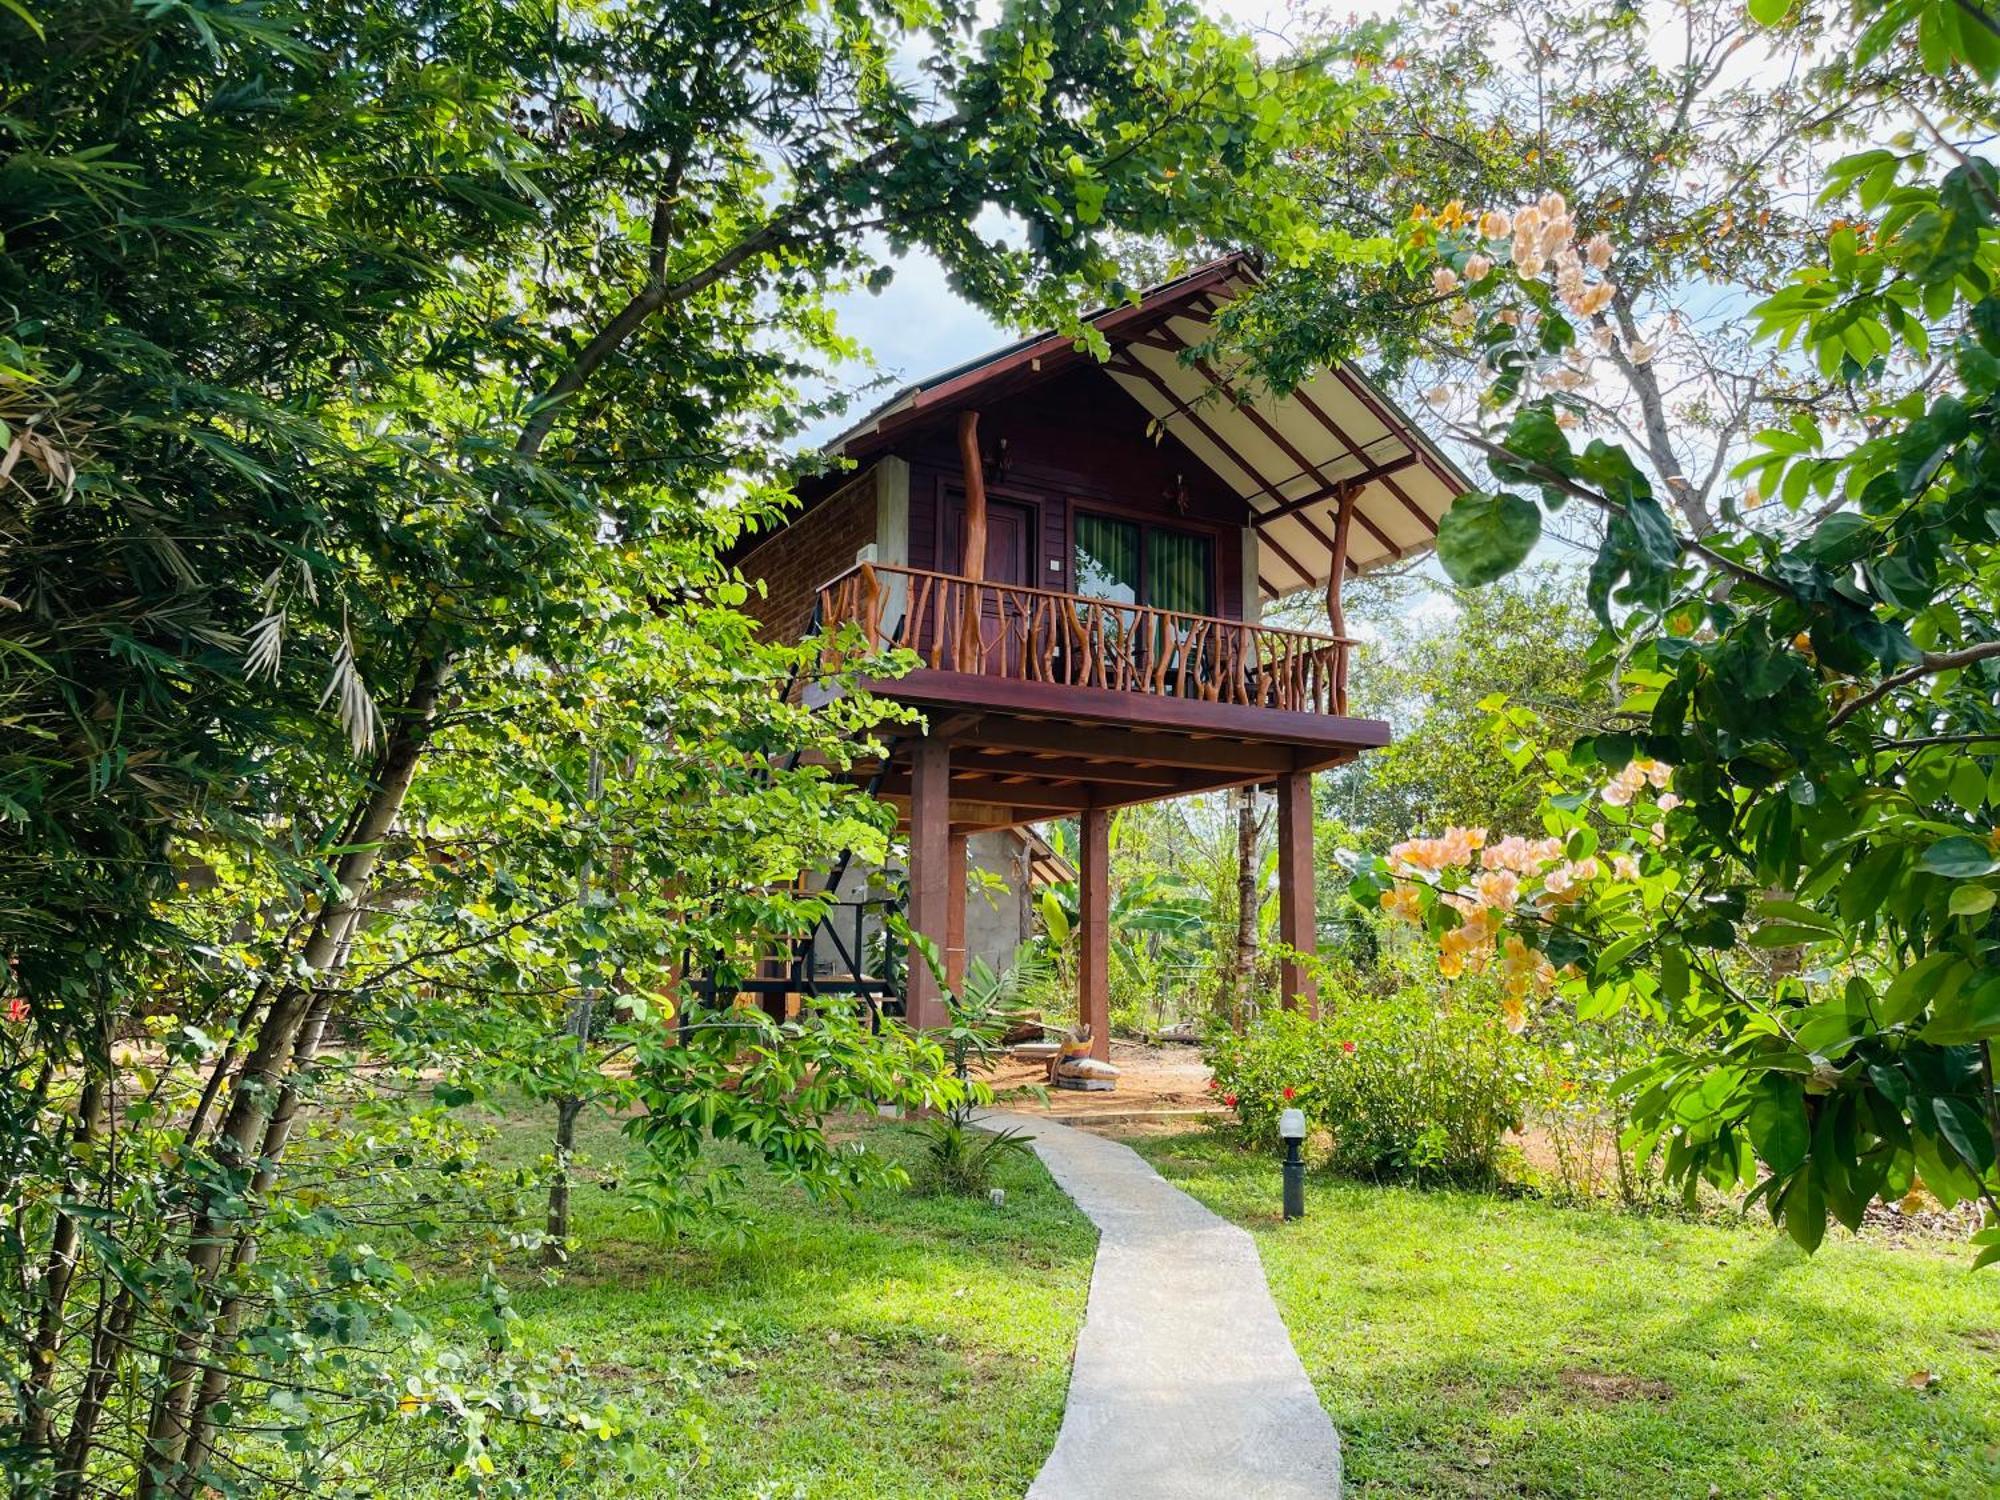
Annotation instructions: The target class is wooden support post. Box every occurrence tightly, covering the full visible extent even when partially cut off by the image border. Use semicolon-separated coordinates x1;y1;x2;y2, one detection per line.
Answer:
1325;487;1355;716
907;737;952;1032
1079;807;1111;1062
956;410;988;579
956;410;987;671
1275;769;1317;1016
946;830;969;994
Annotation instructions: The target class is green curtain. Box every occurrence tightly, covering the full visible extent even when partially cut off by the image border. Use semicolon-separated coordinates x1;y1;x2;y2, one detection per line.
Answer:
1073;513;1140;603
1146;528;1213;615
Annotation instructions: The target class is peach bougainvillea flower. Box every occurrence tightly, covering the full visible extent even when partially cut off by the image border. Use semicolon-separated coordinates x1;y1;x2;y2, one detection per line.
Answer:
1474;868;1521;913
1612;853;1642;881
1499;935;1556;1002
1464;252;1493;282
1390;826;1488;875
1478;208;1511;238
1380;883;1424;922
1585;232;1614;269
1480;835;1564;874
1541;858;1598;903
1432;265;1460;295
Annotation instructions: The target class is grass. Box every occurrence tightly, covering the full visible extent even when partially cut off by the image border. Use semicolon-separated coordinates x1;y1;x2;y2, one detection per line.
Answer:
1134;1130;2000;1500
449;1106;1094;1498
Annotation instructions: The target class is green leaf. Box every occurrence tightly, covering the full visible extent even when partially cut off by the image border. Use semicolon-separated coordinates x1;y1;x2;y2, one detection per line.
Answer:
1921;975;2000;1043
1949;758;1989;815
1919;836;2000;878
1436;491;1542;587
1039;890;1071;945
1781;1170;1826;1253
1747;0;1794;24
1882;953;1970;1026
1948;885;1997;918
1933;1095;1994;1174
1745;1075;1810;1176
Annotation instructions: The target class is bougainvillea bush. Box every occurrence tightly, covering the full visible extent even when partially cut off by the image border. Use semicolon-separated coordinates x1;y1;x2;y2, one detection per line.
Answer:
1206;963;1530;1186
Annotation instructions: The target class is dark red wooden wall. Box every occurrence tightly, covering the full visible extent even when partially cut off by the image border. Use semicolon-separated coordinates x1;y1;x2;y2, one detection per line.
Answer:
899;364;1250;619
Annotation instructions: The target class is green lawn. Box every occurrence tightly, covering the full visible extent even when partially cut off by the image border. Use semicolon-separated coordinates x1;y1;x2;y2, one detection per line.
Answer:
456;1108;1094;1497
1136;1131;2000;1500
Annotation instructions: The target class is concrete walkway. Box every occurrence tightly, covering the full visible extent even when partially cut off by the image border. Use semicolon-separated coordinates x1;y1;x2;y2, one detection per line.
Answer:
981;1111;1341;1499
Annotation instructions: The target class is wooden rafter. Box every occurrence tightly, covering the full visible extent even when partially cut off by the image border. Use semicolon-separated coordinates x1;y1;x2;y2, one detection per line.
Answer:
1105;349;1288;510
1287;384;1443;538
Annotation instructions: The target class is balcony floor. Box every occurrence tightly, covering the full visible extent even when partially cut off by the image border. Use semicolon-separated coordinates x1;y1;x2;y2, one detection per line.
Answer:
855;669;1391;832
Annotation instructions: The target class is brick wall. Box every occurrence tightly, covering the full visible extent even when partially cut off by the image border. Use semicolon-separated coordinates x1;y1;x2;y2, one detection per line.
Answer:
741;467;878;642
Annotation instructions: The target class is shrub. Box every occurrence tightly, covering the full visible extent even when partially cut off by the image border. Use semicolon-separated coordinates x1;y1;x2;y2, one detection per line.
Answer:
1207;976;1530;1187
914;1117;1036;1197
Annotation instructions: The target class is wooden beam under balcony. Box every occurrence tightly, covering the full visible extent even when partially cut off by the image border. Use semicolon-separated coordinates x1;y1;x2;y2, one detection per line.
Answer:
953;719;1301;773
885;670;1387;751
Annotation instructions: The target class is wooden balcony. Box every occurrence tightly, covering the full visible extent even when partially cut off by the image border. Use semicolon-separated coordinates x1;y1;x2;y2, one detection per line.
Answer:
815;562;1355;719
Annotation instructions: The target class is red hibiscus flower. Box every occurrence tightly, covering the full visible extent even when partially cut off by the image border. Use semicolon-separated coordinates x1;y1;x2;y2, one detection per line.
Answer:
1282;1086;1296;1101
1224;1093;1239;1108
5;997;27;1023
1340;1040;1356;1055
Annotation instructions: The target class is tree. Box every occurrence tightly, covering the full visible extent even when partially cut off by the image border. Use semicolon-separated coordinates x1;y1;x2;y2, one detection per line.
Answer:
1347;0;2000;1263
1328;564;1610;839
1215;0;1979;543
1;0;1368;1490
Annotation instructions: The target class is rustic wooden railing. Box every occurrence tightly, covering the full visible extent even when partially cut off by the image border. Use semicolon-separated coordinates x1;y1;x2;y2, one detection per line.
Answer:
814;563;1353;716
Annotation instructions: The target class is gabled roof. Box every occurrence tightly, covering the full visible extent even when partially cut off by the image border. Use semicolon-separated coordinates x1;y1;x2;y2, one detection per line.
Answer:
821;253;1470;598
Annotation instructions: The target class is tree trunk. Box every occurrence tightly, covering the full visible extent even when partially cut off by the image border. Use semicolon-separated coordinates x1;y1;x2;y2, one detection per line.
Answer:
545;749;603;1267
171;956;353;1496
1232;784;1261;1032
55;1286;136;1500
24;1071;106;1455
141;653;450;1493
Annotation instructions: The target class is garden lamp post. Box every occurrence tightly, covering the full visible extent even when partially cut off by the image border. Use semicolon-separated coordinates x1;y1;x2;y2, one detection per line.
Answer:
1279;1107;1306;1221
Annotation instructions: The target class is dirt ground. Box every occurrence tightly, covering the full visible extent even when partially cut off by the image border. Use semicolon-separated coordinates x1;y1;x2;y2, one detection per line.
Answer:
980;1037;1226;1124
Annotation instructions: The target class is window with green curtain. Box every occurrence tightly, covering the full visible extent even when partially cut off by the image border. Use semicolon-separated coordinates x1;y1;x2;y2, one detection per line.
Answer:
1073;513;1140;604
1146;527;1214;615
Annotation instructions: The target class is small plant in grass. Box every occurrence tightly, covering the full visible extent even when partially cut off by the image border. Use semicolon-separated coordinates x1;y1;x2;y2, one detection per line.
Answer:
897;937;1043;1196
914;1116;1037;1197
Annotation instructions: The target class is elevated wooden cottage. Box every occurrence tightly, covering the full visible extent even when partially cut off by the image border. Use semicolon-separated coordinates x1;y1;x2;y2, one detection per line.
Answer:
735;255;1468;1054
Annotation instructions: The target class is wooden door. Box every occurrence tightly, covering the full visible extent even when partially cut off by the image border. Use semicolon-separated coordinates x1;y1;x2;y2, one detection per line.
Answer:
943;494;1034;586
941;494;1035;672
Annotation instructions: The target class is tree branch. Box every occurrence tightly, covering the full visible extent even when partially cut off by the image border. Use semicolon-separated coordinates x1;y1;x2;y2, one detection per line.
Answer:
1828;640;2000;727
